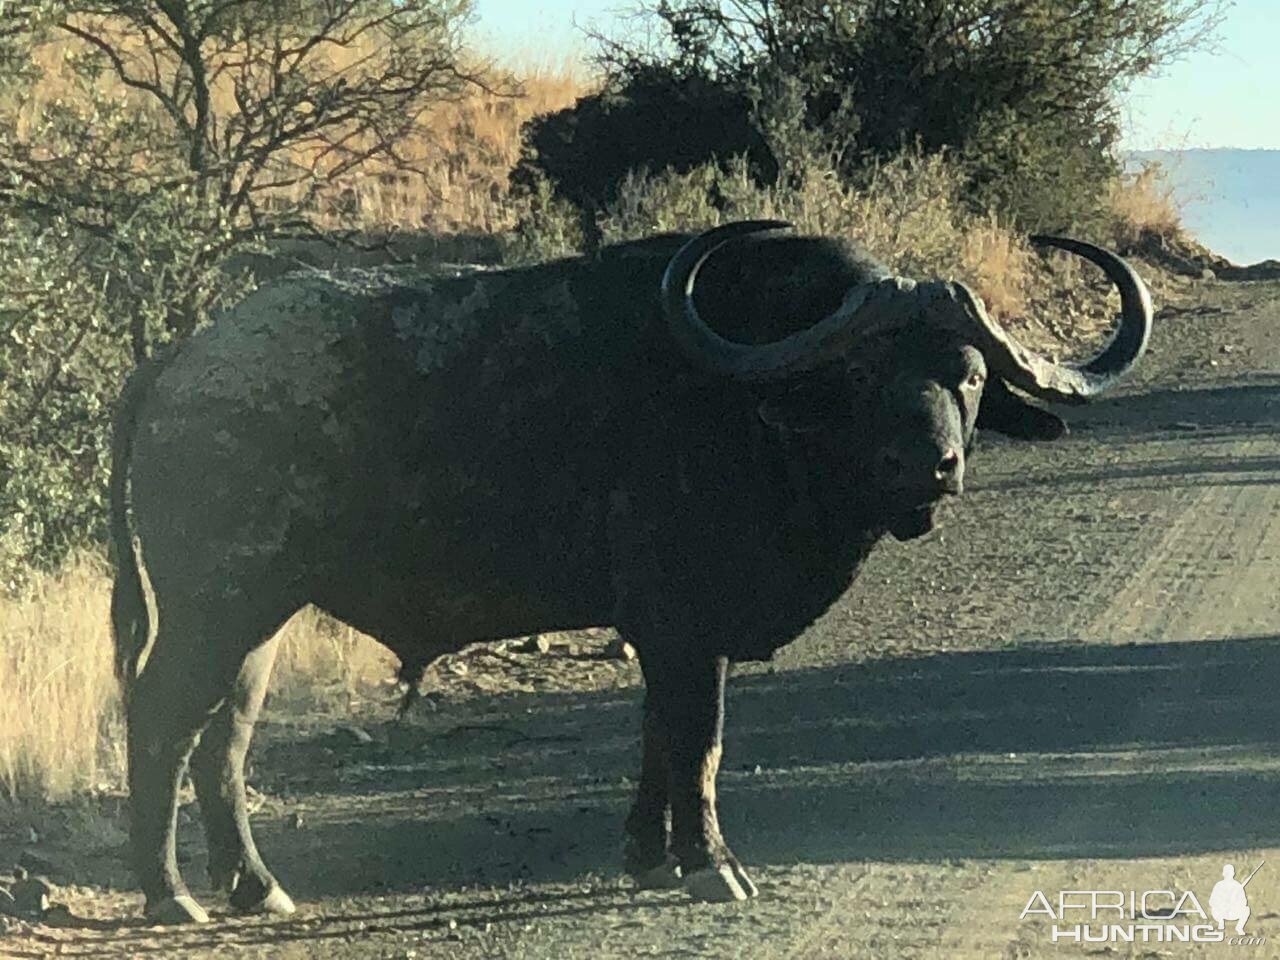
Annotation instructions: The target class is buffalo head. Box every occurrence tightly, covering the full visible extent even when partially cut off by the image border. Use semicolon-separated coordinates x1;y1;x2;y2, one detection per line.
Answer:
661;220;1153;540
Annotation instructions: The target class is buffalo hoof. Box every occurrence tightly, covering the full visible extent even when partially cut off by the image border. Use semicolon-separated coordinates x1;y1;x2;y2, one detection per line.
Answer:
630;857;683;891
232;883;296;916
146;895;210;925
684;864;753;903
730;861;758;898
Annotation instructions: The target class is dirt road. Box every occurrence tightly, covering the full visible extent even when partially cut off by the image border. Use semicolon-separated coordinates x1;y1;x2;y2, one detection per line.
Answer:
7;277;1280;958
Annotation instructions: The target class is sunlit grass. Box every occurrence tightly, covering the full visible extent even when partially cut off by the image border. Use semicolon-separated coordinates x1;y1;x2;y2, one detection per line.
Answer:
0;555;394;804
10;30;591;235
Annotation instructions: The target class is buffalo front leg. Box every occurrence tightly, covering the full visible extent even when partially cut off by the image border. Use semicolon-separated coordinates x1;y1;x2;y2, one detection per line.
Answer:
642;652;757;902
623;689;680;889
189;634;294;916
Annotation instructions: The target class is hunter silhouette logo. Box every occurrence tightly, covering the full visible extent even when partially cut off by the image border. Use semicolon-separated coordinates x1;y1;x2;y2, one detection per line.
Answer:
1020;860;1267;945
1211;862;1264;935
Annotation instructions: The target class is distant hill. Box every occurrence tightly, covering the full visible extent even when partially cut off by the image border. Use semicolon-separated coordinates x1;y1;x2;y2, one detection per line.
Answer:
1127;149;1280;266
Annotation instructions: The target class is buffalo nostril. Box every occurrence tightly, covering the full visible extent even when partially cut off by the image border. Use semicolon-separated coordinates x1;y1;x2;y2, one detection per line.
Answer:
935;449;960;480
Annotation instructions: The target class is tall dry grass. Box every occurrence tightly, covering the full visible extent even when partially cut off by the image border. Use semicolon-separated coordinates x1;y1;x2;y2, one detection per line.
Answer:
14;27;591;235
1105;163;1185;250
0;557;393;804
366;59;590;234
0;555;122;803
272;607;396;710
581;150;1041;322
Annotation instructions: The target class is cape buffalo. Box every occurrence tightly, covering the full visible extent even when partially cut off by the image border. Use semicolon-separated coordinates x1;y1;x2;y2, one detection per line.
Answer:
109;220;1152;922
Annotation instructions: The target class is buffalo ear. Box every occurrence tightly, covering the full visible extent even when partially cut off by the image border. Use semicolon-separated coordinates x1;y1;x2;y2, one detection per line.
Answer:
977;377;1068;440
757;382;844;434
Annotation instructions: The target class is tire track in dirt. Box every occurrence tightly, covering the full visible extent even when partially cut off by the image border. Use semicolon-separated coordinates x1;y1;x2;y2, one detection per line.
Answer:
929;424;1280;958
1085;438;1280;644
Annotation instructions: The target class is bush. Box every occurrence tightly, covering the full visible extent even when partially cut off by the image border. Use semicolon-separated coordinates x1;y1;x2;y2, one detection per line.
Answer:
516;147;1036;317
511;65;779;247
556;0;1225;234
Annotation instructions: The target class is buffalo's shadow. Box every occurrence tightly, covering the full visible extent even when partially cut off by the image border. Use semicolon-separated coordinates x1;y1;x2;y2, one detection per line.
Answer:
1059;378;1280;438
241;634;1280;899
974;378;1280;493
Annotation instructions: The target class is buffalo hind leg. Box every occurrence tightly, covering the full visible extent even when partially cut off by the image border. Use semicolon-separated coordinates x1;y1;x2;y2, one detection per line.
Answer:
189;634;294;915
127;601;288;924
623;688;680;889
127;629;228;923
642;652;757;902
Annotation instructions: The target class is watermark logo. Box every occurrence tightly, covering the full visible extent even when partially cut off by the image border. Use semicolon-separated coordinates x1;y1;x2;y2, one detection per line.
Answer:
1210;862;1262;935
1020;861;1266;946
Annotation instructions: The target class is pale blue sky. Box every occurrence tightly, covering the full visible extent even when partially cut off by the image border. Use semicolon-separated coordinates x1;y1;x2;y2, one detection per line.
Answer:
471;0;1277;151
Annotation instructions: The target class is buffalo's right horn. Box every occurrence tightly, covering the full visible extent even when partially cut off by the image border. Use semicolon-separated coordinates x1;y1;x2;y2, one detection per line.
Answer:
661;220;900;382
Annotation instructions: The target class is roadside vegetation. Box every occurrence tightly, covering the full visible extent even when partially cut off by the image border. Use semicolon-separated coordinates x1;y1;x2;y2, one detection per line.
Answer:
0;0;1211;806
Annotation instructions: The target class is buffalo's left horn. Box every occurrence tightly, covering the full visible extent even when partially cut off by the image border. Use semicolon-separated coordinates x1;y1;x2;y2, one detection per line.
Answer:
949;236;1153;404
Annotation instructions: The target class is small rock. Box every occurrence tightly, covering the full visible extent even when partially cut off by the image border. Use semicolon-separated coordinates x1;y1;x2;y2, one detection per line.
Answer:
447;660;469;677
288;812;305;830
338;724;374;745
517;635;551;655
605;638;637;661
1219;343;1235;354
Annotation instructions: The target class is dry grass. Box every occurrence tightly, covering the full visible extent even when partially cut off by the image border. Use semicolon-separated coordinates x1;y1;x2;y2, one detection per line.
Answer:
585;150;1039;323
958;216;1035;321
554;148;1129;355
272;606;397;710
14;28;591;235
0;555;122;803
290;56;592;233
0;556;395;804
386;59;590;234
1105;163;1185;249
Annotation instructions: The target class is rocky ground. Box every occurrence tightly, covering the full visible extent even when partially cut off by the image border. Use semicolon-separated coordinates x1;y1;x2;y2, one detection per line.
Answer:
4;268;1280;958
